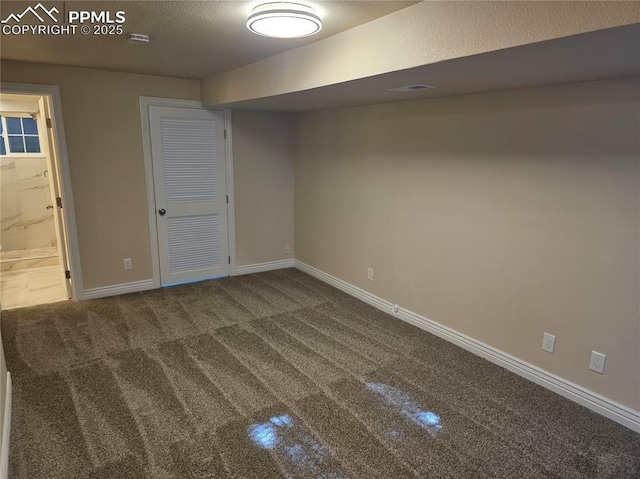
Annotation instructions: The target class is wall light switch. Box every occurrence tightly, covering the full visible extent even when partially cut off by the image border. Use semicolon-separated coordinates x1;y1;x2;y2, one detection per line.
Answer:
367;268;374;281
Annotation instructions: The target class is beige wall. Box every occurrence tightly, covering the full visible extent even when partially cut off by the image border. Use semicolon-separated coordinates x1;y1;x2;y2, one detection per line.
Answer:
0;61;295;289
0;60;201;289
232;110;294;266
294;77;640;410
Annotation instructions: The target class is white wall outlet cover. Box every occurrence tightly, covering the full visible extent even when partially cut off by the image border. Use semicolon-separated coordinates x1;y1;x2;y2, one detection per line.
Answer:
392;304;400;314
123;258;133;270
590;351;606;374
542;332;556;353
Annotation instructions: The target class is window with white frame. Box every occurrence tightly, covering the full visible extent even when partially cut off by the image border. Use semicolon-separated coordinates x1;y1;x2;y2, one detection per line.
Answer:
0;114;42;155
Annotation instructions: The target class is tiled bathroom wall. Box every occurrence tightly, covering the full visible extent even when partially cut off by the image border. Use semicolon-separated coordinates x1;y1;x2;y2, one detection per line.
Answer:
0;157;58;252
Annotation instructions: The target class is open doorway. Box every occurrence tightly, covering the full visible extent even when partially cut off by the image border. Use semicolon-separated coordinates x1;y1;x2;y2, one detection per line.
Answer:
0;90;76;308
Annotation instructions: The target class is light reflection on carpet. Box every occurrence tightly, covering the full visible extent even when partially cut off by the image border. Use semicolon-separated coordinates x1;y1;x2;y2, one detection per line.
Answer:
247;383;442;476
366;383;443;437
248;414;348;479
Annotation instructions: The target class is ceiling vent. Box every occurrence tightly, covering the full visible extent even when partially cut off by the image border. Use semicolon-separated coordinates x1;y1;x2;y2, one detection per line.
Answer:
127;33;150;43
388;84;435;92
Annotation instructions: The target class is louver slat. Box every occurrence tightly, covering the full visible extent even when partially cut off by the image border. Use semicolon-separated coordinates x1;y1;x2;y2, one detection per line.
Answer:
160;118;218;203
167;215;221;273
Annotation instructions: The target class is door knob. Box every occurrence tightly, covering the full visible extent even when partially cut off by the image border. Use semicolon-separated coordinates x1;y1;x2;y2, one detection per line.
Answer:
158;209;166;216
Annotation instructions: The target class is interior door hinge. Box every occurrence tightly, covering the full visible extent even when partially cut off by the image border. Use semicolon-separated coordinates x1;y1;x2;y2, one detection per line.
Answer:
65;270;71;279
56;197;63;208
228;256;231;265
226;195;229;204
46;118;52;128
224;130;227;139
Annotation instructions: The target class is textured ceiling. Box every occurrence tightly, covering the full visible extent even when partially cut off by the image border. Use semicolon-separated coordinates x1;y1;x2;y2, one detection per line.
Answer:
215;24;640;111
0;1;417;79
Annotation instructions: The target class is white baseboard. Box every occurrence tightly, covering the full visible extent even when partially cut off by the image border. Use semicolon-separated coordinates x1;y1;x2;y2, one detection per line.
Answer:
234;259;295;276
82;261;296;299
83;279;155;300
294;260;640;433
0;372;11;479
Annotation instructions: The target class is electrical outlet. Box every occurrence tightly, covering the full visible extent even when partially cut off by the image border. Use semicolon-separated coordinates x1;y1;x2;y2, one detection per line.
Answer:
285;245;291;254
123;258;133;270
367;267;374;281
542;332;556;354
589;351;606;374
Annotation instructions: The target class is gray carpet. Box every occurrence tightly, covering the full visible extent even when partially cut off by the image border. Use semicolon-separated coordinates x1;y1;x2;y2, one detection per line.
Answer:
1;268;639;478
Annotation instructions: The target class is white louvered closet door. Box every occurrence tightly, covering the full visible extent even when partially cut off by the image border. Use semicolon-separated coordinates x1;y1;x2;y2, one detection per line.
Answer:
149;106;229;286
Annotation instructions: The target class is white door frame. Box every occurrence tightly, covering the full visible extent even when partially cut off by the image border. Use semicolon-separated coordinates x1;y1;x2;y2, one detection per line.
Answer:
140;97;236;288
0;82;84;300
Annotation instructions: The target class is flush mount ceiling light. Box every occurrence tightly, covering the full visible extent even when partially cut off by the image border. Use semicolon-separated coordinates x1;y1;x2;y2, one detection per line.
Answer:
247;2;322;38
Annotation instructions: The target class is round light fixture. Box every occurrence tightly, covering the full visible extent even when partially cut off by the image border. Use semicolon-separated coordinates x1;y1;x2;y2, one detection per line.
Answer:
247;2;322;38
